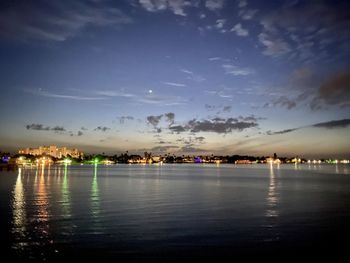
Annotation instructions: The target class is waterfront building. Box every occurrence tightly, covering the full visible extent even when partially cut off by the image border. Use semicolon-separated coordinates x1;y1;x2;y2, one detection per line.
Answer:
19;145;83;158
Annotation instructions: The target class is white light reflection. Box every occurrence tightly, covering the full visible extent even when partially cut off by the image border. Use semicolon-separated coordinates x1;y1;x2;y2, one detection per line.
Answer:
61;164;72;218
12;168;27;247
266;163;279;218
90;164;103;234
263;162;280;242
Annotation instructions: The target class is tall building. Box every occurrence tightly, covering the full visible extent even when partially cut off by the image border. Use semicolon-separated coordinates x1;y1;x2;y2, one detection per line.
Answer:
19;145;83;158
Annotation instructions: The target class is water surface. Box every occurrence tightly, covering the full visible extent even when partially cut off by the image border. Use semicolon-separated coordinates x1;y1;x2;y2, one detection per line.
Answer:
1;164;350;261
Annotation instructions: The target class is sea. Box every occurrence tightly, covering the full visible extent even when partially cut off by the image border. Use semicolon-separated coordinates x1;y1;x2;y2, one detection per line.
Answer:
1;163;350;262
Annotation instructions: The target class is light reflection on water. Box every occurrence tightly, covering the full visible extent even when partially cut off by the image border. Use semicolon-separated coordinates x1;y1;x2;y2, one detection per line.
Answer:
61;165;71;219
35;165;49;223
263;163;280;242
90;164;103;235
12;168;27;249
4;164;350;260
266;163;278;218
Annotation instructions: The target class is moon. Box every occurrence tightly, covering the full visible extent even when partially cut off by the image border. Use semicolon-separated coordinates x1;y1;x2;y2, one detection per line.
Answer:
148;89;153;94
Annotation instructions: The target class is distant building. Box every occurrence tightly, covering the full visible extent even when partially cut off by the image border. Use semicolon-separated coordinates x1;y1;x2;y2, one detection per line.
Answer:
235;160;254;164
19;145;83;158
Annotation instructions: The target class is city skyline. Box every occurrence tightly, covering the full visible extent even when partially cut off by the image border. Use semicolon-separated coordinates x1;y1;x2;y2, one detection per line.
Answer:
0;0;350;158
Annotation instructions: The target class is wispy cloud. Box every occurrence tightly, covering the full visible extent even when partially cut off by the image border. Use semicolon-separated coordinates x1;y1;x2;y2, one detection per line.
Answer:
136;94;187;106
94;126;111;132
215;19;226;29
117;116;134;124
205;0;225;11
230;23;249;37
258;33;291;57
238;0;248;8
222;64;253;76
239;9;258;20
208;57;222;61
162;82;187;87
312;119;350;129
0;1;133;42
267;128;299;135
267;119;350;135
264;96;297;110
180;69;193;74
27;89;106;101
95;90;135;98
258;1;350;61
138;0;192;16
180;68;206;82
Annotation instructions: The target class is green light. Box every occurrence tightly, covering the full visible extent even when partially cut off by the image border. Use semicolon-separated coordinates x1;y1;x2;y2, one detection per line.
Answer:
91;163;99;217
64;159;72;165
62;165;71;218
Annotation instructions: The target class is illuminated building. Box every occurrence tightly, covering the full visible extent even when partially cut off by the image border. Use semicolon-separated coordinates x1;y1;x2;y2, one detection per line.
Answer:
18;145;83;158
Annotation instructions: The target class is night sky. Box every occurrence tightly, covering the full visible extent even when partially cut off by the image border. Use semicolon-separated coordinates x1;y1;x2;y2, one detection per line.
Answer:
0;0;349;158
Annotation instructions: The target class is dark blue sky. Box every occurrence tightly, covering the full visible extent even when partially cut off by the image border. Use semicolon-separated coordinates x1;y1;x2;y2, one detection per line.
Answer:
0;0;349;157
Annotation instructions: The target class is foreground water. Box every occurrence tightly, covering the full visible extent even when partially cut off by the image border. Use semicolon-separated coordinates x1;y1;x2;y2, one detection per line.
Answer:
1;163;350;261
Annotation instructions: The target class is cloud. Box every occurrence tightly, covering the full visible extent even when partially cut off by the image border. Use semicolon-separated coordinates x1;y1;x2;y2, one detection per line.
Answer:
189;118;258;133
258;1;350;61
26;123;66;132
240;9;258;20
94;126;111;132
169;125;187;133
164;112;175;125
51;126;66;132
146;112;175;132
169;116;258;134
258;33;291;57
137;94;187;106
195;136;205;143
208;57;222;61
231;23;249;37
180;69;193;74
264;96;296;110
0;1;133;42
222;64;253;76
238;0;248;8
267;128;299;135
117;116;135;124
215;19;226;29
239;115;264;122
96;90;135;98
147;115;163;128
223;106;232;112
205;0;225;11
149;145;179;152
205;104;216;111
311;71;350;110
138;0;191;16
267;119;350;135
27;89;106;101
179;146;207;153
180;68;206;82
312;119;350;129
162;82;187;87
26;124;50;131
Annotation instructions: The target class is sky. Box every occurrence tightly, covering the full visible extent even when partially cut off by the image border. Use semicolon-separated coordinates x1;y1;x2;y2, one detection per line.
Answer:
0;0;349;158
